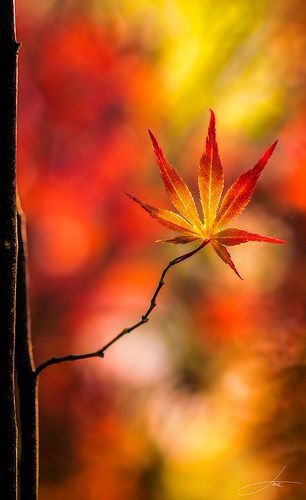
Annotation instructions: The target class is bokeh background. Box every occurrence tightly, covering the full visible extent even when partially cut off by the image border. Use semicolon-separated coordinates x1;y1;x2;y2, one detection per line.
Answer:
16;0;305;498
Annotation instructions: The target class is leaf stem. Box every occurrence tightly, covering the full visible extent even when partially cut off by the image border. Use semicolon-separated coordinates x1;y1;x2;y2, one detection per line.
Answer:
35;241;208;377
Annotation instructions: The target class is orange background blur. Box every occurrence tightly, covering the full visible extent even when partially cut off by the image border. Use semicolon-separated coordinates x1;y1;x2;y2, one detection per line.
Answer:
17;1;305;499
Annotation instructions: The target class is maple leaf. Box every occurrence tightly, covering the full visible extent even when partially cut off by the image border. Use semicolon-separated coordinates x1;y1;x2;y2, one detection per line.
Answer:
127;110;286;279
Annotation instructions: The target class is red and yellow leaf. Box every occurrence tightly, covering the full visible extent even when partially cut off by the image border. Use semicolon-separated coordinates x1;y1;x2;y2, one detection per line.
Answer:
214;141;278;230
198;109;224;229
148;130;202;230
211;240;243;279
214;228;286;246
127;111;285;280
126;192;197;234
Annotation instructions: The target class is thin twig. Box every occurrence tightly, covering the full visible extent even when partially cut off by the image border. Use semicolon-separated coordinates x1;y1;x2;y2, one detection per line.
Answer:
35;241;208;376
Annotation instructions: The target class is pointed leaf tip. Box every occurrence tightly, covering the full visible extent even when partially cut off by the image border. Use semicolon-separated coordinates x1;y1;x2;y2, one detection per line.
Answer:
147;129;203;230
209;108;215;121
214;228;286;246
270;140;278;152
124;189;134;200
198;109;224;229
148;129;159;150
214;139;279;229
211;240;243;279
207;110;216;142
254;140;278;173
126;192;197;234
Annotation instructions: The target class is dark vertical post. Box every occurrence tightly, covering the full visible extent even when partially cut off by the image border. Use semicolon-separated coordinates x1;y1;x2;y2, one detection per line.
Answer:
16;209;38;500
0;1;19;498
